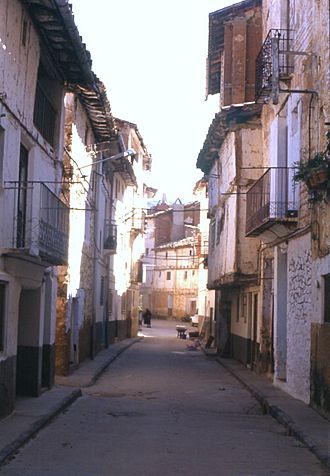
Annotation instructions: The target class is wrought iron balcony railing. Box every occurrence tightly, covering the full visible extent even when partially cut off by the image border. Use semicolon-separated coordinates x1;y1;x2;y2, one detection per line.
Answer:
246;167;298;236
255;29;294;103
3;182;69;265
103;220;117;252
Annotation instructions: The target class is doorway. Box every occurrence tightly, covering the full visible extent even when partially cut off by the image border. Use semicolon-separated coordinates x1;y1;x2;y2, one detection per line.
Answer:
16;289;43;397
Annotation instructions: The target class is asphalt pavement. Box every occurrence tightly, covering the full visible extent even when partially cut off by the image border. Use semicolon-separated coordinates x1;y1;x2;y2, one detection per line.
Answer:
0;323;329;471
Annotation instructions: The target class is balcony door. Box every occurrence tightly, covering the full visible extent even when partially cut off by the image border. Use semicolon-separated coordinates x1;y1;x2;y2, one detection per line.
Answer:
16;145;28;248
270;108;298;217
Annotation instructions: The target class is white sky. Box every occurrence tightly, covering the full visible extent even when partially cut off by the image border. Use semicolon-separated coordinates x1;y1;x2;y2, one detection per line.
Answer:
70;0;235;203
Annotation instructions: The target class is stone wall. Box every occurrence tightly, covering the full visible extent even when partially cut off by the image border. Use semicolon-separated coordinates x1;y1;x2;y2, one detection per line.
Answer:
55;267;70;375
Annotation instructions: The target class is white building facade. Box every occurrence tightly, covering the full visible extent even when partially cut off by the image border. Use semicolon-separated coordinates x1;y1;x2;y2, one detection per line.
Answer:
247;0;330;409
0;0;95;416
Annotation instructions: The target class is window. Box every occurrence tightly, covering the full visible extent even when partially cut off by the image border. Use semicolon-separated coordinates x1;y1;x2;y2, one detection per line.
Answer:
159;271;161;277
324;275;330;323
0;282;6;352
166;271;171;280
184;270;188;280
33;65;57;146
241;294;248;323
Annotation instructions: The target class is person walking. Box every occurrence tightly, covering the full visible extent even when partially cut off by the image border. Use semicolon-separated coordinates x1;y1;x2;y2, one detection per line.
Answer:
143;308;152;327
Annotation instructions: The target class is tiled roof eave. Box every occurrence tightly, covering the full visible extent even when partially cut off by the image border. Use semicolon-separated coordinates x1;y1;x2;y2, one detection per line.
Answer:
22;0;94;85
196;103;262;174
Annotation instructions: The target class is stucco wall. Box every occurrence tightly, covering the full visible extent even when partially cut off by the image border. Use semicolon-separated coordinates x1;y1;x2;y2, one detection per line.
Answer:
287;233;312;402
0;0;39;126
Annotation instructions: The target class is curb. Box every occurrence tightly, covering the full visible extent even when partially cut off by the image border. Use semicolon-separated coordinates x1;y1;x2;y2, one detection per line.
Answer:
86;337;143;387
0;389;81;466
0;337;142;467
215;357;330;471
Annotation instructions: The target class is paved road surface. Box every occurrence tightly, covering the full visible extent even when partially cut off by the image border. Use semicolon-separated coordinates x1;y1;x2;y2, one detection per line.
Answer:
0;320;327;475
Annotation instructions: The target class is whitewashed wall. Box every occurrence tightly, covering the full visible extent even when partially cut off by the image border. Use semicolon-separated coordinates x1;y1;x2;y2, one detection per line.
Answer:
287;233;312;402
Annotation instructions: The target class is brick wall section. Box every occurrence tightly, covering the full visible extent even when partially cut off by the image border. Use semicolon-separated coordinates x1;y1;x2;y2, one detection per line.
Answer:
79;242;94;362
155;213;172;246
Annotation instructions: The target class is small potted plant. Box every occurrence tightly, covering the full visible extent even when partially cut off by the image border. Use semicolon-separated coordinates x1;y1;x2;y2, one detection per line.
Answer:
293;151;329;190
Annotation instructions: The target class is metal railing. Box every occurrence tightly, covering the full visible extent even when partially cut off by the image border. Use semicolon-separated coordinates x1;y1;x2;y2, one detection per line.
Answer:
3;181;69;264
246;167;298;236
39;183;69;264
255;29;294;102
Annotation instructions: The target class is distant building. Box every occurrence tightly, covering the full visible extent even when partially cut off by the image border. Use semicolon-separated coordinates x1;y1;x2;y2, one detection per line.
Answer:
141;198;212;324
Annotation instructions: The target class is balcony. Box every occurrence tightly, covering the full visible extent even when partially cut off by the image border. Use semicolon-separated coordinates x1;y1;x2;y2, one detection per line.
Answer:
3;182;69;265
255;29;294;104
246;168;298;237
104;156;137;186
104;220;117;253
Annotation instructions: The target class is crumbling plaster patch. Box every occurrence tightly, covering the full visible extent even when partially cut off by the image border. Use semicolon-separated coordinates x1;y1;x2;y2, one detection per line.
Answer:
287;234;312;402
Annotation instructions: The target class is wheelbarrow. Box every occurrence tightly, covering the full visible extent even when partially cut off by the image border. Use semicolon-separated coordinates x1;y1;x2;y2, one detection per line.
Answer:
176;325;187;339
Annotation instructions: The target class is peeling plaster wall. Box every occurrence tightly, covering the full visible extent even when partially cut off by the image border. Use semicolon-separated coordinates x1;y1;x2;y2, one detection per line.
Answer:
287;233;312;402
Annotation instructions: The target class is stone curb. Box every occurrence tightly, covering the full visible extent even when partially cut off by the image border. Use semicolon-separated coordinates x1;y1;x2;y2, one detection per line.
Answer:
214;356;330;471
0;337;143;467
85;337;143;387
0;389;81;467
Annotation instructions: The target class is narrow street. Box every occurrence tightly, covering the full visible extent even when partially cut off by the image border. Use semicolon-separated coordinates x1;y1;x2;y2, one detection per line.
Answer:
0;321;327;476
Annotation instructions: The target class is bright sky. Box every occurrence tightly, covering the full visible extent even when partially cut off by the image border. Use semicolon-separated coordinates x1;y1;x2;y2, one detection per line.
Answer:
70;0;235;203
